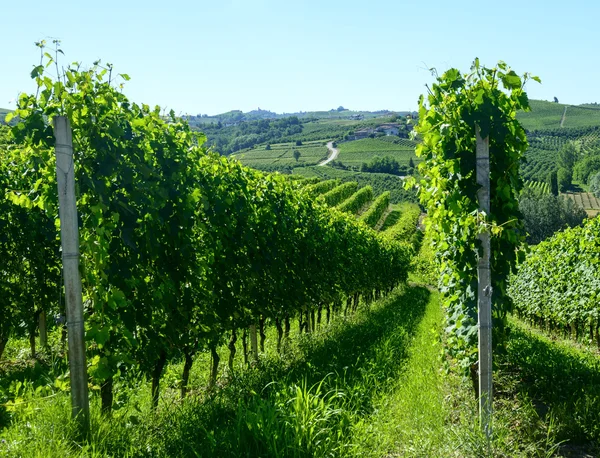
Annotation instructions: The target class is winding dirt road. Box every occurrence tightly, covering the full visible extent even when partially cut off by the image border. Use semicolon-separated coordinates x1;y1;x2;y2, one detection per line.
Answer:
318;141;339;166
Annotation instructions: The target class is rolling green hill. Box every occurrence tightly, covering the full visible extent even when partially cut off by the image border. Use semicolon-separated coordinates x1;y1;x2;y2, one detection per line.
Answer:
231;141;328;172
200;114;412;155
517;99;600;130
516;101;600;183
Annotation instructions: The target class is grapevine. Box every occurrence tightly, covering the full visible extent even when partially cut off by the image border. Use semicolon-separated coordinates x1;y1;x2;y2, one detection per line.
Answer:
2;43;412;413
410;59;534;375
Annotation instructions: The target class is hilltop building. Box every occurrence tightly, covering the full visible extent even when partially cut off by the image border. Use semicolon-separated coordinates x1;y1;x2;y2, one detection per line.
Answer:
353;123;401;140
354;128;375;139
376;123;400;136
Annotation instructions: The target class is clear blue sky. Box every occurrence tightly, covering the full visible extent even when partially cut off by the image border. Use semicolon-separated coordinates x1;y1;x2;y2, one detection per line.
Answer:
2;0;599;115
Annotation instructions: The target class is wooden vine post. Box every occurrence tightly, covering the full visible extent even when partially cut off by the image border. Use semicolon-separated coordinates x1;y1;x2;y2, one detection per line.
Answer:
414;59;532;449
476;127;492;441
54;116;90;434
249;323;259;363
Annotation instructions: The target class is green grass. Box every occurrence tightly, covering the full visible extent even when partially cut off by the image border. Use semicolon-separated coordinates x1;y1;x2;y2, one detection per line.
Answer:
0;286;431;457
352;297;600;457
497;317;600;455
3;283;600;456
350;288;446;456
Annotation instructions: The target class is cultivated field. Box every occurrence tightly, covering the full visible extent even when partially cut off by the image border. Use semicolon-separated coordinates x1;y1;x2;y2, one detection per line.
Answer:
522;126;600;181
293;166;418;204
336;137;418;167
564;191;600;216
232;141;329;169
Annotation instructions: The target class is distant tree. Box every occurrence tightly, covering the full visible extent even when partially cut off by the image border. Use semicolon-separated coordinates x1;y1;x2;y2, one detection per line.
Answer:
557;167;572;192
409;157;415;169
558;142;577;171
295;140;302;146
293;150;301;162
265;144;271;150
547;170;559;196
336;106;345;112
590;172;600;198
519;189;587;244
329;160;349;170
361;155;401;175
554;97;559;103
574;153;600;184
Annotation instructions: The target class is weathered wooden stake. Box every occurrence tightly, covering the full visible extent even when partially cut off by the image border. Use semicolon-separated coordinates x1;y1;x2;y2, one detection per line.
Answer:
54;116;90;434
39;311;48;348
476;127;492;443
249;323;259;363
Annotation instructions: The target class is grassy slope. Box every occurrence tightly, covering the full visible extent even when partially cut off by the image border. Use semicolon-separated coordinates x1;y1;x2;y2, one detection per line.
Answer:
517;100;600;130
499;318;600;456
353;293;600;457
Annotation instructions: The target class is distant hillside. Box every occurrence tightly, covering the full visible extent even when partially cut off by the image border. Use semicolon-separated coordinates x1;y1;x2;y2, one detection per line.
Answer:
184;107;414;127
200;114;412;156
517;100;600;130
0;108;11;124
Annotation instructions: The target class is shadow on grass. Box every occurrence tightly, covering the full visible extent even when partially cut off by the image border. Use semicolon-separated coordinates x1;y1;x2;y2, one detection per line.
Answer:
286;285;429;391
500;323;600;453
149;285;431;457
379;208;401;231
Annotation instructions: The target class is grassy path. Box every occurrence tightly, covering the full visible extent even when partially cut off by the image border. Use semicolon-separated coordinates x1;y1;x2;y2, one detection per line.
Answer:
353;292;600;457
352;289;447;456
373;205;393;232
